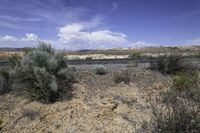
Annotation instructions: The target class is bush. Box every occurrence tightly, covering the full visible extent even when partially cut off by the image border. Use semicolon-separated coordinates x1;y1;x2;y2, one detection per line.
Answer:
173;72;198;90
150;55;183;74
151;100;200;133
0;68;10;94
113;70;131;84
150;71;200;132
162;72;200;103
8;43;75;103
94;65;107;75
129;51;141;59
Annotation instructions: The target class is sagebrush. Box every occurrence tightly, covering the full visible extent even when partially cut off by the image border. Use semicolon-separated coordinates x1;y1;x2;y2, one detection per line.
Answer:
150;55;184;74
2;43;75;103
113;69;131;84
94;65;107;75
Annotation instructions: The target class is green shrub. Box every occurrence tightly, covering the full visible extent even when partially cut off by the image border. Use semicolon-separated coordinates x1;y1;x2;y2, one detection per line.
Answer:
113;70;131;84
129;51;141;59
9;43;75;103
162;72;200;103
173;72;197;91
94;65;107;75
150;55;183;74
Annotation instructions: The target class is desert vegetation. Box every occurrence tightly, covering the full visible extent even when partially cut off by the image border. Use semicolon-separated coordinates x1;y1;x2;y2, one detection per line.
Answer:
149;55;184;74
113;69;131;84
0;44;200;132
94;65;107;75
0;43;75;103
150;71;200;132
129;51;142;59
144;56;200;132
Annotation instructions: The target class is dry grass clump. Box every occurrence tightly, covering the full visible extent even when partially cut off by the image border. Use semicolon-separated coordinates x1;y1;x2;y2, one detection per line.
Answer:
149;71;200;132
113;69;131;84
151;100;200;133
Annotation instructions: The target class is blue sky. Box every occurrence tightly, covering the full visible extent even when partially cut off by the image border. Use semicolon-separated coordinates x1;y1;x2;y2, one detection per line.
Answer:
0;0;200;49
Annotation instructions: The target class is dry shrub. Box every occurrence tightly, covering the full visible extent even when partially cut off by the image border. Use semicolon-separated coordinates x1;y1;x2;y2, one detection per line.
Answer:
150;55;184;74
151;100;200;133
113;69;131;84
94;65;107;75
150;71;200;132
0;68;11;94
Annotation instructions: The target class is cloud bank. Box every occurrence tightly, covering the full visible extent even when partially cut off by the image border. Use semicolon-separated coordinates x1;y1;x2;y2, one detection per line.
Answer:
57;21;128;50
0;18;133;50
0;33;51;48
2;18;192;50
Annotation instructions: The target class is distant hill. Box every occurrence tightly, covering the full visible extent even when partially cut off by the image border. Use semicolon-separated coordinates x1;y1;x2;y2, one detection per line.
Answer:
1;45;200;54
0;48;25;52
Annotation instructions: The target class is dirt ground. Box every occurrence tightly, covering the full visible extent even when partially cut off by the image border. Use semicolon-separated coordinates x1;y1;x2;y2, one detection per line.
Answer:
0;63;171;133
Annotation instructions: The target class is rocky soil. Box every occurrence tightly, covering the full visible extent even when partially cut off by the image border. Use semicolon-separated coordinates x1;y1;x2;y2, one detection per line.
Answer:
0;63;171;133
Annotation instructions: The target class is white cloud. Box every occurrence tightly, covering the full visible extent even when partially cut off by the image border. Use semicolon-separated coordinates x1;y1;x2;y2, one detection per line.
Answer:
0;35;17;41
57;20;128;50
0;19;158;49
0;34;41;48
23;33;39;41
0;32;159;49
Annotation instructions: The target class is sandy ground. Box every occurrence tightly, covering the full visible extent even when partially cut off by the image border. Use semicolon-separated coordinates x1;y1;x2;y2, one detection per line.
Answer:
0;64;171;133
